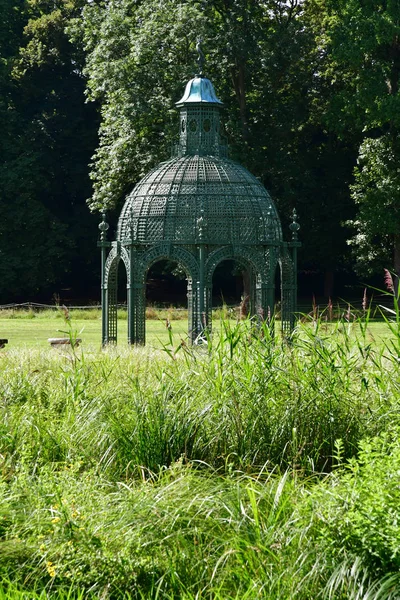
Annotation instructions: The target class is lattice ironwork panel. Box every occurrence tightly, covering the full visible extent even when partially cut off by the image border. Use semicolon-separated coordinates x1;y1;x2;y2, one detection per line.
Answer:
120;247;131;286
146;196;168;215
187;279;196;342
145;218;164;241
280;252;296;334
259;285;275;323
268;247;279;280
107;261;118;344
178;106;221;157
117;155;283;246
129;285;146;345
205;220;231;244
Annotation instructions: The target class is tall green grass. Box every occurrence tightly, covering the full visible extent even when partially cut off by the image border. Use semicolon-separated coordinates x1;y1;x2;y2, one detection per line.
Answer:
1;308;400;597
3;317;396;476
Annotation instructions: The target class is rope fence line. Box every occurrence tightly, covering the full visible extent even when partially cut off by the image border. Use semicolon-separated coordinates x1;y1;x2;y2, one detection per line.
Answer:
0;298;394;314
0;302;102;310
0;303;240;312
0;302;211;311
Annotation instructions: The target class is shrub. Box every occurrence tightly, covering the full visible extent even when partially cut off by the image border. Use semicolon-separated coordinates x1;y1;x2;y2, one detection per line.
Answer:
306;429;400;591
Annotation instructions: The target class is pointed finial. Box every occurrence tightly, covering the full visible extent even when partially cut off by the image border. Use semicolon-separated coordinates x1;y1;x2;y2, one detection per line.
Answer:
197;207;205;240
289;208;300;241
265;208;274;239
196;37;205;77
98;211;109;242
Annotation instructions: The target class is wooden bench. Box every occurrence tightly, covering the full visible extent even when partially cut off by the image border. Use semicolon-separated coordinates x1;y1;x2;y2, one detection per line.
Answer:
48;337;82;348
0;339;8;349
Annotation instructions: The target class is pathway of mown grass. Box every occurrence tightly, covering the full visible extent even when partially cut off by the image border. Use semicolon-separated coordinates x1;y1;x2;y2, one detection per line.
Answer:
1;315;400;597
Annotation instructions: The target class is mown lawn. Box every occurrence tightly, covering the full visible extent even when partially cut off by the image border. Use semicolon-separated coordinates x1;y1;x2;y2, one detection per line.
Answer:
0;308;392;348
0;316;188;348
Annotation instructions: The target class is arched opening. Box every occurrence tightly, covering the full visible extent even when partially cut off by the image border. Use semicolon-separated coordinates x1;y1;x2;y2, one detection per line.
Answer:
145;259;191;343
116;258;128;341
211;258;255;322
146;260;187;308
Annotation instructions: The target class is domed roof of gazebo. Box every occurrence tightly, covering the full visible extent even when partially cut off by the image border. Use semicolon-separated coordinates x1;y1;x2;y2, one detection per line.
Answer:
117;154;282;245
175;76;224;106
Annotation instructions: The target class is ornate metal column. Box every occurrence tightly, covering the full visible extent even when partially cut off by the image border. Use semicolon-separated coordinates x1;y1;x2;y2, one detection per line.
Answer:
281;210;300;334
106;243;120;344
187;278;195;343
287;209;301;331
130;282;146;345
196;208;208;341
98;213;111;346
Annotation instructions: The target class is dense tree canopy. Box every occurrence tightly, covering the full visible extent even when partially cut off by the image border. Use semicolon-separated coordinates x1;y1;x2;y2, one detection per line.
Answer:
310;0;400;279
350;135;400;279
0;0;98;302
0;0;398;301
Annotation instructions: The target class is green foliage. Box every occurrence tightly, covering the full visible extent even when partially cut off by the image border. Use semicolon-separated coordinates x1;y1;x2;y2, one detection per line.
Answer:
1;319;400;596
2;0;383;296
0;583;87;600
349;134;400;276
0;0;99;301
312;0;400;133
0;461;304;598
74;0;207;211
2;0;400;298
309;0;400;279
307;430;400;595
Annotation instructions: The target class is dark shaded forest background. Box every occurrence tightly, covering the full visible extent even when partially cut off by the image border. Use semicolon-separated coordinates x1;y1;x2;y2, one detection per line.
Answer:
1;0;399;305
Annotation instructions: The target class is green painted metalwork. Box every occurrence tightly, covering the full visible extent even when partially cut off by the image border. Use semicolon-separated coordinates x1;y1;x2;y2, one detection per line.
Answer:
100;63;300;345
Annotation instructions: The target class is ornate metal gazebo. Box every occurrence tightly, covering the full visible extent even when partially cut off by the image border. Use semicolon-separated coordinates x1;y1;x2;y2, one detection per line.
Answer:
98;64;300;345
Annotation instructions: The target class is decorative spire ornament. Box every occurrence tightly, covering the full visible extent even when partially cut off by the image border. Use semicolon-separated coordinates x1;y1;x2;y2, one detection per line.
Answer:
98;212;109;242
289;208;300;242
196;37;205;77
